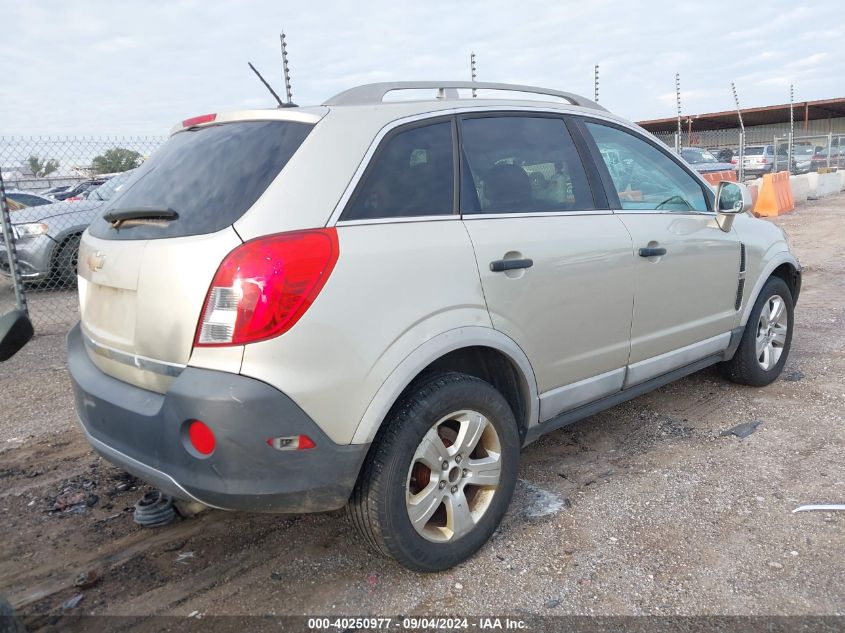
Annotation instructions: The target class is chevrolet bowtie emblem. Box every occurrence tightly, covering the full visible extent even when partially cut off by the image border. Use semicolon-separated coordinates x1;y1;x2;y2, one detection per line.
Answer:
87;251;106;272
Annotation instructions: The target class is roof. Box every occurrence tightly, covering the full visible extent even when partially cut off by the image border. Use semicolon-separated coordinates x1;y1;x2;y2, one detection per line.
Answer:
637;97;845;133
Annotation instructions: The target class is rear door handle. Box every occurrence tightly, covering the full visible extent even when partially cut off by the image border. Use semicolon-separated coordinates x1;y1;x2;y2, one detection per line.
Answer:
490;258;533;272
638;247;667;258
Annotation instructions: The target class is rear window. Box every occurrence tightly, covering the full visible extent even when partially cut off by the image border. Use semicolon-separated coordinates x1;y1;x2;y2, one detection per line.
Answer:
744;147;765;155
89;121;312;240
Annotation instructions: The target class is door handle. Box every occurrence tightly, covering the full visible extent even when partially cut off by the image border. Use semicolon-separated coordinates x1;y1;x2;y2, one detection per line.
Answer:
490;258;533;272
638;247;667;258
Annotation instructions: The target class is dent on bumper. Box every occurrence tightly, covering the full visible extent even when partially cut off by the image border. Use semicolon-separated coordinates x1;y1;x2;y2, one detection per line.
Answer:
68;323;370;513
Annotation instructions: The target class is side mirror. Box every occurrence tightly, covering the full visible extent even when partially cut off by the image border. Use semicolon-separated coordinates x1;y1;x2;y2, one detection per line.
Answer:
0;309;34;362
714;181;752;232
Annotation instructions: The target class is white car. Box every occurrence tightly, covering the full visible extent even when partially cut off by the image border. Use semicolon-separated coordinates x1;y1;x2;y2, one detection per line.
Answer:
68;81;801;571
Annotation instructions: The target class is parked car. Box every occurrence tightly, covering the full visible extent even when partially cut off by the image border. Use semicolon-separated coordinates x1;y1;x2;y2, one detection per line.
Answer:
5;191;53;208
67;81;801;571
680;147;735;174
782;143;815;174
741;144;780;176
0;171;133;284
52;179;107;201
707;147;734;163
41;185;71;197
811;143;845;171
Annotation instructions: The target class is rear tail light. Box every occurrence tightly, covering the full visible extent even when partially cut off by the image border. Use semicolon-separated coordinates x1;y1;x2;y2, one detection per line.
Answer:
195;228;339;347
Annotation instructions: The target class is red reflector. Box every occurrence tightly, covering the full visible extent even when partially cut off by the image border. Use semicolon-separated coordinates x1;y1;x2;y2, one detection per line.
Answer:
188;420;216;455
298;435;316;450
182;113;217;128
195;228;339;347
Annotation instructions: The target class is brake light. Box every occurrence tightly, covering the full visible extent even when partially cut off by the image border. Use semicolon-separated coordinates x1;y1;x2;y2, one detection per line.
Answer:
195;228;339;347
182;113;217;128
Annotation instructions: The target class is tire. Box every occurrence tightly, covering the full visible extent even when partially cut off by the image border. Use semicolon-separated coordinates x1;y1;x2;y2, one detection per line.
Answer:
52;235;81;288
719;276;794;386
348;372;520;572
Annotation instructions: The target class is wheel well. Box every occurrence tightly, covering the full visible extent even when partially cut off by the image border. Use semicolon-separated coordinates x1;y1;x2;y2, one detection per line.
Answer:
53;232;82;257
771;262;800;302
411;346;530;441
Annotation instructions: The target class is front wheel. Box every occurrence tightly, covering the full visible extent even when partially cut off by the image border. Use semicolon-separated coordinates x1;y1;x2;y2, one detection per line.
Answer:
348;372;520;571
52;235;81;288
719;276;794;386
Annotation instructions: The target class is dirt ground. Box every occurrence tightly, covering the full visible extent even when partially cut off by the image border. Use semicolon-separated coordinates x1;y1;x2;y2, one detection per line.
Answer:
1;195;843;627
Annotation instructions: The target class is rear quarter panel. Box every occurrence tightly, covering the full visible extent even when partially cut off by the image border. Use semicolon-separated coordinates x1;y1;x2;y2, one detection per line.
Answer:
238;220;493;445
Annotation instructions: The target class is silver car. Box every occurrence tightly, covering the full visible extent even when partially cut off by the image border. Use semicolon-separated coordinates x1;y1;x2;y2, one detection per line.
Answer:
68;81;801;571
1;172;133;283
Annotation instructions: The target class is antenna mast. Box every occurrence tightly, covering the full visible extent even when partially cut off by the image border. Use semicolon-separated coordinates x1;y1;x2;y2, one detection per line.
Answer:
247;62;284;107
280;32;293;105
731;82;746;180
594;65;599;103
471;52;477;98
675;73;682;154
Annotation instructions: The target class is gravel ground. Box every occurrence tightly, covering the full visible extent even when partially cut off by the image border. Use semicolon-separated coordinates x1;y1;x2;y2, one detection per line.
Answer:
0;195;843;626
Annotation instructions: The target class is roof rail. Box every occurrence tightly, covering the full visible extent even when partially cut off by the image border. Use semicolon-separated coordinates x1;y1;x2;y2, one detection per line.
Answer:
323;81;608;111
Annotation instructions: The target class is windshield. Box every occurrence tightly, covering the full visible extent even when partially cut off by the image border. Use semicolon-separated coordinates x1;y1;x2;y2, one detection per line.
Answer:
87;171;134;201
88;120;313;240
681;148;717;164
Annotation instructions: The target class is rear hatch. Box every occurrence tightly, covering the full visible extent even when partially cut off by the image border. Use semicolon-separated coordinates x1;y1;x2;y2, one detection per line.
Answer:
79;116;315;393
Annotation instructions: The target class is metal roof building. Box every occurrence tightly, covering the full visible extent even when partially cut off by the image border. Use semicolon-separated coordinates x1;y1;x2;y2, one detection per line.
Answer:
638;97;845;137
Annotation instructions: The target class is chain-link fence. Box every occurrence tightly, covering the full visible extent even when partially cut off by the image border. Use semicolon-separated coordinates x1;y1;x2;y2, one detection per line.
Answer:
652;129;845;182
0;136;164;333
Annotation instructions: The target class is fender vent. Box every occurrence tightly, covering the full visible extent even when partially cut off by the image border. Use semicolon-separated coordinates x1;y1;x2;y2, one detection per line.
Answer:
735;243;746;311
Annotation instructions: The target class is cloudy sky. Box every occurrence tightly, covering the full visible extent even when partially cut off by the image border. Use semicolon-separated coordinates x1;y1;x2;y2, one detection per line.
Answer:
2;0;843;136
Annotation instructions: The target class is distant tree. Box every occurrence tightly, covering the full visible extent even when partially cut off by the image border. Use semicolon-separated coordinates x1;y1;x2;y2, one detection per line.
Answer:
91;148;142;174
26;155;59;177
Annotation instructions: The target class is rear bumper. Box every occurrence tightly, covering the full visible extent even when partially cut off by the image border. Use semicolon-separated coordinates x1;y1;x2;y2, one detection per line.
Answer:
67;323;369;513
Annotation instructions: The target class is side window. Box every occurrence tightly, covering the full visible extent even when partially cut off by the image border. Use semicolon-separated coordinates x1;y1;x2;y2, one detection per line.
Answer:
584;121;709;212
459;116;594;214
342;121;454;221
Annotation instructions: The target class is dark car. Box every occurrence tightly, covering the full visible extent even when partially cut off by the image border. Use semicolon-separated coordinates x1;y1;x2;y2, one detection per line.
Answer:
5;191;53;208
680;147;735;174
52;179;107;201
811;142;845;171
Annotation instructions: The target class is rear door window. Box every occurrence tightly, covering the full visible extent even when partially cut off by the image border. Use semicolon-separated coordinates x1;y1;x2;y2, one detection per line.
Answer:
89;121;312;240
459;115;594;214
341;120;455;221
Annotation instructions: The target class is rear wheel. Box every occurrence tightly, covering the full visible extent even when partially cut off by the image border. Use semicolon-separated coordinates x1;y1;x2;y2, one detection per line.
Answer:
719;276;793;386
348;372;520;571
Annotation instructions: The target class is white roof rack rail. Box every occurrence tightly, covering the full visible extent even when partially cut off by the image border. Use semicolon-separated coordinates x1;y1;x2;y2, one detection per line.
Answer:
324;81;607;111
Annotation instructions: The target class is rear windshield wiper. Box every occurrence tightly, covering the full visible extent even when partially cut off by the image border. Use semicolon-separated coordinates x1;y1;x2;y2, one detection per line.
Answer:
103;207;179;225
